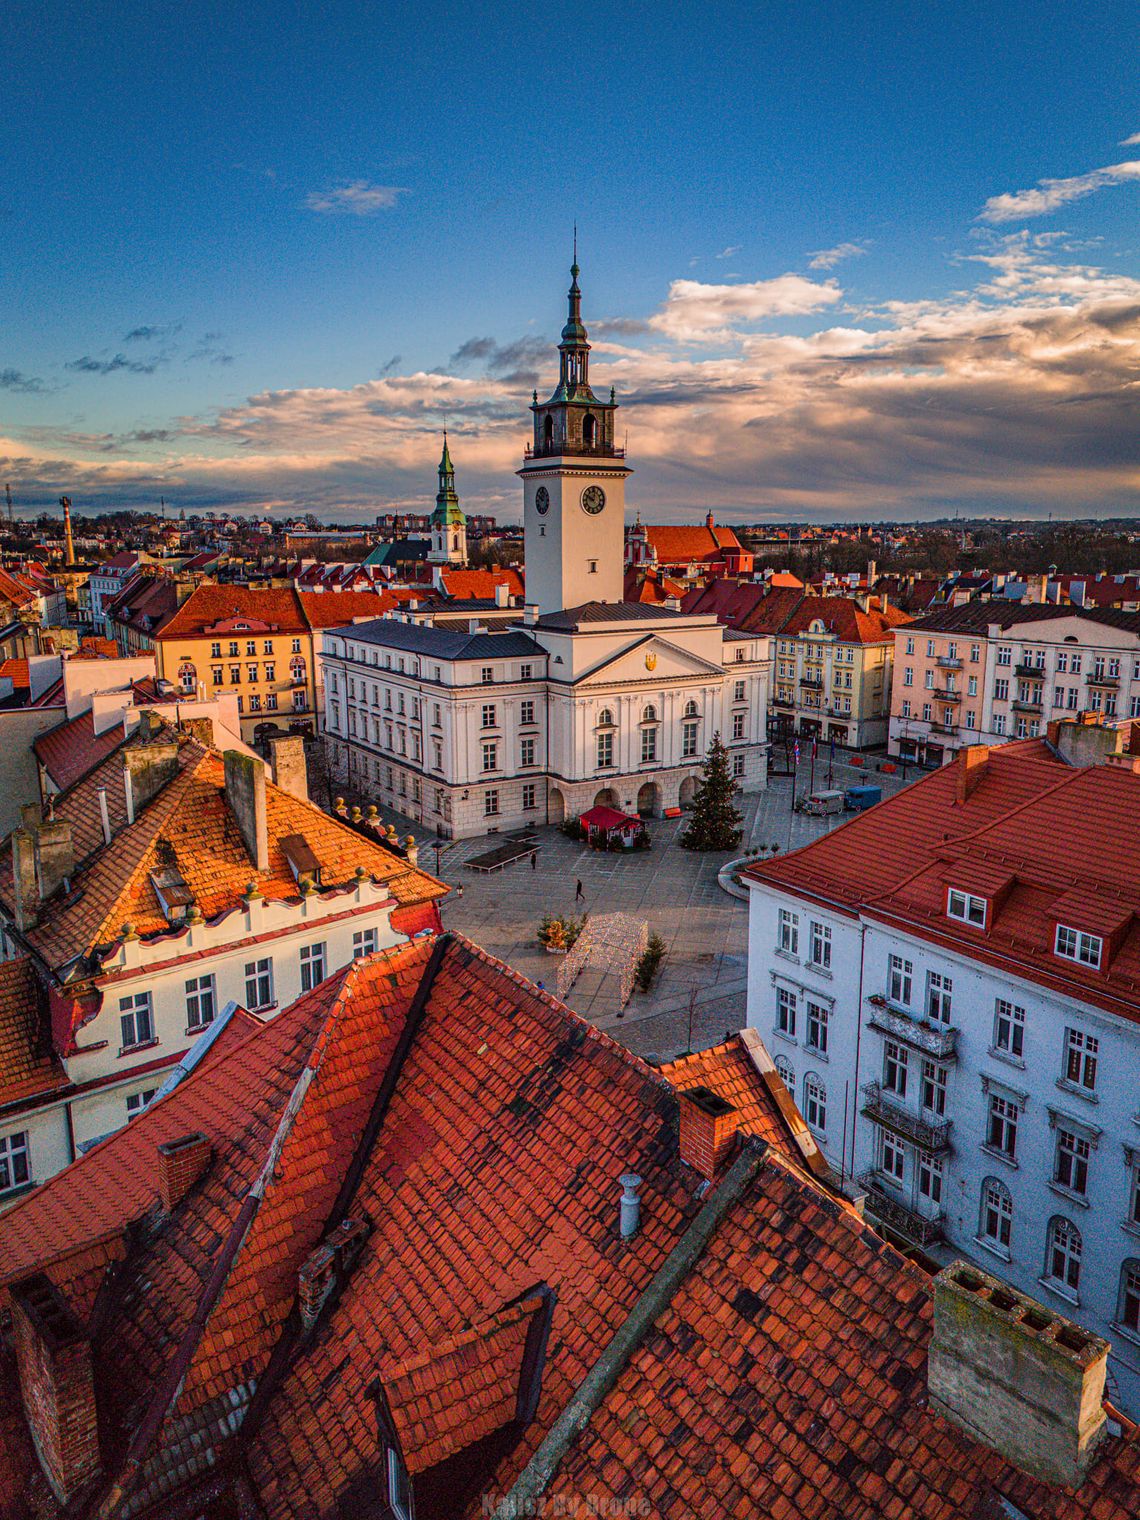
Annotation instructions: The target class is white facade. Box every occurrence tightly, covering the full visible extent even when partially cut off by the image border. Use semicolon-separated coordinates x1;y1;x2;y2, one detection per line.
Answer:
521;456;628;614
746;880;1140;1416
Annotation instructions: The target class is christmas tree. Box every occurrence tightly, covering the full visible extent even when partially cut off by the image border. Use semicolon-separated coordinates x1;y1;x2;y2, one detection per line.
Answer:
680;732;743;851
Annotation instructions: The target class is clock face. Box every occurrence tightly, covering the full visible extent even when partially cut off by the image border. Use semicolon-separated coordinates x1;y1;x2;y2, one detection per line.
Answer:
581;485;606;515
534;486;550;515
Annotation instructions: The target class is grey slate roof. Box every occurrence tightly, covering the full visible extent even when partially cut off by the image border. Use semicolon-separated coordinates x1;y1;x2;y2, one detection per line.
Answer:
535;601;689;630
326;617;545;662
907;601;1140;635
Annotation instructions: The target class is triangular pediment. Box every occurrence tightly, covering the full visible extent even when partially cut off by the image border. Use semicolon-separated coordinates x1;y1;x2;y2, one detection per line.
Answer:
574;634;724;686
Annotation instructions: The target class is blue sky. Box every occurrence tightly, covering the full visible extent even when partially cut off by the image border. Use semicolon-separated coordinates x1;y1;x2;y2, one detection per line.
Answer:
4;1;1140;521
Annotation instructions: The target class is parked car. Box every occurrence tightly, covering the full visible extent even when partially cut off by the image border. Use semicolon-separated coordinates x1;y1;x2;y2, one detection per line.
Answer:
799;789;846;816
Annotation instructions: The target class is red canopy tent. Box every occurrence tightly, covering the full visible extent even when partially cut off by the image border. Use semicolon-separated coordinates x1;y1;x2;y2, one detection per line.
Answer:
579;805;645;845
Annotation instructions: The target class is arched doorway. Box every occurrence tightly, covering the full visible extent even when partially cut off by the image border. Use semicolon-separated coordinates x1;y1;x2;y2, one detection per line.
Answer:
637;781;662;818
583;413;597;447
679;776;698;808
548;787;566;826
594;787;620;809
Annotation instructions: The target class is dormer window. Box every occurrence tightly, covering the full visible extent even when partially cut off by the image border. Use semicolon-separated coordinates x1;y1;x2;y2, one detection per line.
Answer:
1055;924;1102;969
947;889;987;928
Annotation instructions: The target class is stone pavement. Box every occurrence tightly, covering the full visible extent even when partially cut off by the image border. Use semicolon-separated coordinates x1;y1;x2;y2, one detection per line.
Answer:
336;752;916;1062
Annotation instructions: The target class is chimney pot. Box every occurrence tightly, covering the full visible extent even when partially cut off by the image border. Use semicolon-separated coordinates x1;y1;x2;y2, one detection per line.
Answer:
619;1173;642;1238
679;1086;739;1181
97;786;111;846
928;1262;1108;1489
157;1132;213;1212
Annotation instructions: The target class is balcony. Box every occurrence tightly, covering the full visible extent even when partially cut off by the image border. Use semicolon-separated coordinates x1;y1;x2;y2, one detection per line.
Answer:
772;695;795;709
799;677;824;690
1087;672;1120;688
935;655;962;670
523;441;625;461
858;1173;945;1247
1012;698;1043;713
861;1082;953;1153
932;687;962;703
931;720;958;734
1014;663;1044;680
866;996;958;1060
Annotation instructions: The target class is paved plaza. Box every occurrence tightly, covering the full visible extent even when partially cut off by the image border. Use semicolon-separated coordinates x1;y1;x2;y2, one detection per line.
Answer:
344;753;917;1062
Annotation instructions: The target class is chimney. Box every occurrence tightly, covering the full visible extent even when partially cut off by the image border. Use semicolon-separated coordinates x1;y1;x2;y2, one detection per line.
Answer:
174;577;195;607
678;1087;739;1181
297;1218;370;1332
97;787;111;846
1049;716;1122;769
122;734;179;818
705;511;715;531
9;1274;101;1504
618;1173;642;1238
12;828;37;931
866;557;877;587
955;745;988;804
928;1263;1108;1489
524;603;539;626
157;1132;213;1212
34;819;74;901
269;735;309;802
223;750;269;871
494;581;510;608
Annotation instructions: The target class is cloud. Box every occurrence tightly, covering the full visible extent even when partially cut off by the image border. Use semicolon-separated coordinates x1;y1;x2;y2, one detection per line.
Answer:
124;323;181;343
186;332;234;366
715;246;741;260
65;353;165;376
449;335;549;386
980;159;1140;222
303;181;409;215
648;274;843;342
0;368;46;394
808;241;869;270
1121;133;1140;146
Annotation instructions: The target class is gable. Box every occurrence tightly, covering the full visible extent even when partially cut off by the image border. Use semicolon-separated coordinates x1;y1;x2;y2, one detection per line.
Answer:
574;634;724;687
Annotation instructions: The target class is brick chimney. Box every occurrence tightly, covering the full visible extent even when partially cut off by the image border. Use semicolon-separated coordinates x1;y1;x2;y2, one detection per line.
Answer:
12;828;37;931
157;1132;213;1212
34;818;74;901
955;745;988;804
269;735;309;803
9;1275;101;1504
928;1263;1108;1489
297;1218;370;1332
679;1087;739;1180
223;749;269;871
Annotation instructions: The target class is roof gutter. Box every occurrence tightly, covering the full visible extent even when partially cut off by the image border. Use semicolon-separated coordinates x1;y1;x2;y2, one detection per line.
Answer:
491;1139;766;1519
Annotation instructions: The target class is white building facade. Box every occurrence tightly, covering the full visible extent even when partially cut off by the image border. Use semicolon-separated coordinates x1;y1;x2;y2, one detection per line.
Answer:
744;739;1140;1416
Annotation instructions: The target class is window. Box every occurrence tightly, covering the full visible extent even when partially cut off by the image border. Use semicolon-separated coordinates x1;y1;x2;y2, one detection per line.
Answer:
598;707;614;726
922;703;932;722
881;1133;905;1183
993;999;1025;1059
682;721;698;758
918;1153;943;1206
291;638;302;654
245;958;273;1010
1071;652;1082;674
211;641;221;658
732;710;745;740
481;703;496;728
968;674;977;697
0;1131;30;1194
1046;1217;1082;1294
993;677;1009;701
776;986;796;1038
888;954;912;1006
119;992;154;1050
520;736;535;767
597;731;613;769
905;636;914;656
883;1040;908;1097
300;942;327;993
1119;1261;1140;1333
642;704;657;722
482;742;497;772
914;1065;947;1126
481;666;494;684
186;975;216;1030
732;753;745;778
520;699;535;725
987;1093;1019;1159
177;661;197;693
211;666;223;685
247;664;258;682
484;789;499;817
947;889;986;927
809;921;831;969
1053;1033;1102;1114
353;928;378;958
803;1074;827;1133
980;1177;1013;1251
926;971;953;1024
640;727;657;763
1054;1127;1090;1196
126;1088;157;1118
249;694;261;712
733;680;746;702
924;669;934;690
587;559;598;574
997;646;1011;666
1055;925;1102;969
778;909;799;956
267;692;278;710
229;640;239;658
230;665;241;684
522;782;537;810
774;1054;794;1089
388;1446;412;1520
806;1001;828;1055
264;638;273;655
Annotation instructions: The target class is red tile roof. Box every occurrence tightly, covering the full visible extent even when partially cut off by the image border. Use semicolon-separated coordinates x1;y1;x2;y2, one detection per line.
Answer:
0;660;30;689
680;582;913;643
156;584;308;640
32;711;125;791
438;567;525;601
640;521;743;566
0;958;65;1110
296;589;395;628
745;740;1140;1025
0;934;1136;1517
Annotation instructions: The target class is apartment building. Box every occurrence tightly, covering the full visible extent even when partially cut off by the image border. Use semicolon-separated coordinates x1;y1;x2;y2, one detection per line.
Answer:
0;721;443;1201
153;584;390;747
744;722;1140;1415
890;602;1140;766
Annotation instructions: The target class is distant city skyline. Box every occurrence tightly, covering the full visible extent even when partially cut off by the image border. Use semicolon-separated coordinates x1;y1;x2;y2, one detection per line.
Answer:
4;1;1140;522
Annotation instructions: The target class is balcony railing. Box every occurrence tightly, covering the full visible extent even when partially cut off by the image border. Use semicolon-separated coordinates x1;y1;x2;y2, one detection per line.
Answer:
935;655;962;670
858;1173;945;1247
931;720;957;734
932;687;962;703
523;441;626;461
861;1082;953;1152
799;677;824;690
1087;672;1120;688
1012;698;1042;713
1014;663;1044;680
772;696;795;709
866;996;958;1059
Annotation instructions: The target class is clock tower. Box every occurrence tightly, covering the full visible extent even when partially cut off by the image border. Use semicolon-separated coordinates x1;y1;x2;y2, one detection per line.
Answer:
520;254;630;614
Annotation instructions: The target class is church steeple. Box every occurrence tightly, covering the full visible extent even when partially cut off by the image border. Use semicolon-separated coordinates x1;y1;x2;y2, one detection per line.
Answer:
437;431;456;504
530;243;619;460
429;432;466;564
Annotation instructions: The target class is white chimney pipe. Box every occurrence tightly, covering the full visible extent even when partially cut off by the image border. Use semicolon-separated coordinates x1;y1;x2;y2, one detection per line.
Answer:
97;786;112;846
619;1173;642;1238
124;768;135;825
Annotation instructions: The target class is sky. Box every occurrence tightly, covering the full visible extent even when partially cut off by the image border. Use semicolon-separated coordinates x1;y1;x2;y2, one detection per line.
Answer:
3;1;1140;525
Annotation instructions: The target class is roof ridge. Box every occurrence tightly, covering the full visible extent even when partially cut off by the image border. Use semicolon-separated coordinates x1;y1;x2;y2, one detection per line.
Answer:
382;1292;544;1382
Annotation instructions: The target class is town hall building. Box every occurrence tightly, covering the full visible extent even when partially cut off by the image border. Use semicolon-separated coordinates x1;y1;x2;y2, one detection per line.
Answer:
322;258;770;837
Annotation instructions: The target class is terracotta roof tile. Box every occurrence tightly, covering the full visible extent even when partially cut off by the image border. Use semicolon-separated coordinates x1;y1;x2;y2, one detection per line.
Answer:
0;958;65;1109
32;710;125;791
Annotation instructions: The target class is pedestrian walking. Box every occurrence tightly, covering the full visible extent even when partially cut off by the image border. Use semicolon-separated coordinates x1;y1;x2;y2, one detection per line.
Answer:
531;851;537;870
575;878;584;902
